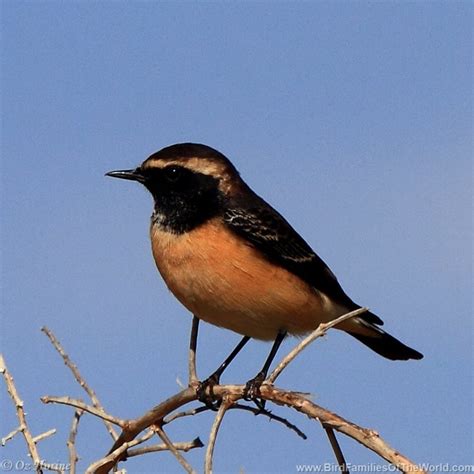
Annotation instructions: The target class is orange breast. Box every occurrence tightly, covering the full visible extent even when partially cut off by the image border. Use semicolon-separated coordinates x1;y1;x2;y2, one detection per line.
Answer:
150;218;335;340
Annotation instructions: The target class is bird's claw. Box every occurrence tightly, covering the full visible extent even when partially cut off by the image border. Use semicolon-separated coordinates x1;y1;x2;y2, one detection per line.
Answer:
196;373;221;411
243;371;267;411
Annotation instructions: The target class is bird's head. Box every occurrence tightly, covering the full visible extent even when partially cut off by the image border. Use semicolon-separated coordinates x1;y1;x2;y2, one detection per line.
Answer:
106;143;246;233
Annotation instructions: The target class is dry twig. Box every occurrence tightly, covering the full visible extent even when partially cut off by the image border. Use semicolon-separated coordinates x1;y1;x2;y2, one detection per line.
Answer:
34;309;425;473
85;431;155;474
41;326;118;441
153;425;197;474
2;426;22;446
41;396;125;427
74;382;426;473
267;307;368;384
204;397;231;474
127;437;204;458
164;405;209;424
230;403;307;440
67;410;83;474
260;386;426;473
0;354;44;473
32;428;57;444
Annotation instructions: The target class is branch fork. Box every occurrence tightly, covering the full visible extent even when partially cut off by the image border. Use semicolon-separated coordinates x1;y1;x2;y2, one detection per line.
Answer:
1;309;426;474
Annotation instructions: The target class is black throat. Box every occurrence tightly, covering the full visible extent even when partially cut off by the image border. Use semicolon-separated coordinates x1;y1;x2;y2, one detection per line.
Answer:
149;178;224;235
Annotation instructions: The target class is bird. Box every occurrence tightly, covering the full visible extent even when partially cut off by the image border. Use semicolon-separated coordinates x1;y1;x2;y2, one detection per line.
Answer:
106;143;423;400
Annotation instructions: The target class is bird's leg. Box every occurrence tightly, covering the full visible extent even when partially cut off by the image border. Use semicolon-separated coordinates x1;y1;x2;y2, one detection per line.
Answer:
244;330;287;410
197;335;250;409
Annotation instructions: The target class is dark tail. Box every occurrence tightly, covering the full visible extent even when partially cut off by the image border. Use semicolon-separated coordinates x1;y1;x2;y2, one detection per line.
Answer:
346;311;423;361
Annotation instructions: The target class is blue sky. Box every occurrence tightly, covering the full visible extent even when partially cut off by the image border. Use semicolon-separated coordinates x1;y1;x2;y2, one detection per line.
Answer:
1;1;472;472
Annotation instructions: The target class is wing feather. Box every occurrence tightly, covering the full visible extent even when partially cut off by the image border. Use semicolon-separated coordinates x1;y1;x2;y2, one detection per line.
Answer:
223;195;355;308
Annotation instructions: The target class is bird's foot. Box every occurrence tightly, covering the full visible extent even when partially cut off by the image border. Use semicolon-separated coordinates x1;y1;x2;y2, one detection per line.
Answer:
196;373;221;411
243;371;267;411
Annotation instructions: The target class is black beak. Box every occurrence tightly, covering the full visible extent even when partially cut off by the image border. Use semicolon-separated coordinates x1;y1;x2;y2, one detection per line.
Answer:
105;168;146;183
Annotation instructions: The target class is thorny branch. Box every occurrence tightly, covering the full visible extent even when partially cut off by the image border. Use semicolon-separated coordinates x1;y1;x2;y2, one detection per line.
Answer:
163;402;307;439
0;354;57;473
41;326;118;441
1;311;427;473
153;425;196;474
127;438;204;458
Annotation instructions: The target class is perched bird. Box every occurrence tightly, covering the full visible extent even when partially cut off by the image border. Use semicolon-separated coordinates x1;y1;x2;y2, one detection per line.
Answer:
106;143;422;397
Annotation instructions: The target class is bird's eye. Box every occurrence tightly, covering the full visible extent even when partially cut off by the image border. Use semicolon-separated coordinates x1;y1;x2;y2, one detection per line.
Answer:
164;166;183;183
